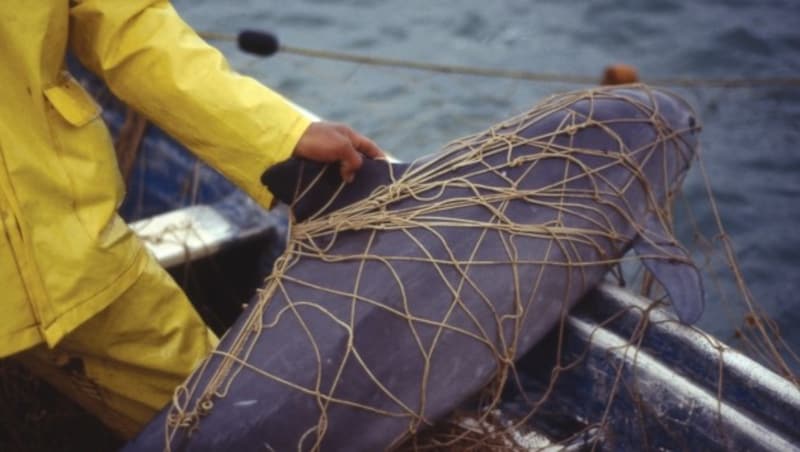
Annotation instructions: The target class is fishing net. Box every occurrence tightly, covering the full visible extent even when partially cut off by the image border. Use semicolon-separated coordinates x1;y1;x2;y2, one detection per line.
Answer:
149;84;761;451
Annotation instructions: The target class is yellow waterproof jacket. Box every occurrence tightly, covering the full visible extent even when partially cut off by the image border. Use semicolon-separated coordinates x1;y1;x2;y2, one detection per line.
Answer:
0;1;311;357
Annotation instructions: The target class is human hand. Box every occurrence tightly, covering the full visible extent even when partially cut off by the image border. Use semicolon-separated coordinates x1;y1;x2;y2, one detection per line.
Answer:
292;122;385;183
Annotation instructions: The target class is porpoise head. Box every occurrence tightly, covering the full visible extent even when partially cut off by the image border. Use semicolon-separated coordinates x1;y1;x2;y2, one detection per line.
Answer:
504;86;701;204
539;86;703;324
618;87;701;200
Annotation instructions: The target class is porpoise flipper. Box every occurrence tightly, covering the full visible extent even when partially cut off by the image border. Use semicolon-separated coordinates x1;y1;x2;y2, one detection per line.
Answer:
633;215;705;324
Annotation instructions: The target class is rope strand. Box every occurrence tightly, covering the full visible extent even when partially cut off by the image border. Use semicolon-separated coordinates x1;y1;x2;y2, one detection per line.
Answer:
199;31;800;88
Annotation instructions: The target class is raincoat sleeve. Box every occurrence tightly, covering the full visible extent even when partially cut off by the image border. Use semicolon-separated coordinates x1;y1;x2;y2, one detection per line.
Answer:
68;0;312;208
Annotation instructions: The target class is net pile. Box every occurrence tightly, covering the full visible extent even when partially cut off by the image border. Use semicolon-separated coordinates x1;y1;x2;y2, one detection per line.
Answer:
160;85;713;451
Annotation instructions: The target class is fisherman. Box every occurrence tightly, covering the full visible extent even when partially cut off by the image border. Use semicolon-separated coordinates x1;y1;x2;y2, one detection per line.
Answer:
0;1;383;438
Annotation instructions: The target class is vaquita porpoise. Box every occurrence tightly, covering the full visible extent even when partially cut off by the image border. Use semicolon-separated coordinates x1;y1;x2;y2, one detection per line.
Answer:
124;84;703;451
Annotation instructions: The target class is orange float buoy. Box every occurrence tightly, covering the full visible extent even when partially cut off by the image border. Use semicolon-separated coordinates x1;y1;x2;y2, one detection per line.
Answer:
602;64;639;85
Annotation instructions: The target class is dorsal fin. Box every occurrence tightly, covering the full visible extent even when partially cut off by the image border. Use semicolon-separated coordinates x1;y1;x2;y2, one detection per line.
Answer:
261;157;407;222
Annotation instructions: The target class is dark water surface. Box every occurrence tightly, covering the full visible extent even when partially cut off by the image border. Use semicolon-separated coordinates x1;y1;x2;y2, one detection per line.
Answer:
174;0;800;366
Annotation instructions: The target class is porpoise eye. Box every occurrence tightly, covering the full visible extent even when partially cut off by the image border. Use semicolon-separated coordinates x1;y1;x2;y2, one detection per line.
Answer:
688;116;697;132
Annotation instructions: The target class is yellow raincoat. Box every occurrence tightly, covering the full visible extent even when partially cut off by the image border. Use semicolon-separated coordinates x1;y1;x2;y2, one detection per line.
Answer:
0;1;310;356
1;0;311;435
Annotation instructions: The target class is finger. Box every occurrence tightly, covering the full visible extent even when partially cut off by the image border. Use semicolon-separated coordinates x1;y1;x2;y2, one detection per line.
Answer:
339;143;363;183
340;126;385;160
354;134;384;160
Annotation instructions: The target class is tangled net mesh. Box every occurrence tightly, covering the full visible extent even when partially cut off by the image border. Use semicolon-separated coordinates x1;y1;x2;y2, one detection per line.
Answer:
150;84;793;451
